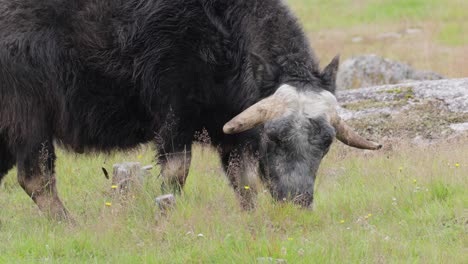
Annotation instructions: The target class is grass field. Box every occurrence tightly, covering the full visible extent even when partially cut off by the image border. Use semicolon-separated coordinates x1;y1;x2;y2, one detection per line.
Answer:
1;0;467;263
1;139;467;263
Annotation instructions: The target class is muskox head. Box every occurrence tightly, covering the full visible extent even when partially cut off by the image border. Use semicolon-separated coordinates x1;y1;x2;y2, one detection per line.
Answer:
223;56;381;207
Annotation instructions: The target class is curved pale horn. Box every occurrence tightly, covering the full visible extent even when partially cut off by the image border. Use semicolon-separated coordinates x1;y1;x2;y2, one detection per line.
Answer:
223;96;288;134
330;113;382;150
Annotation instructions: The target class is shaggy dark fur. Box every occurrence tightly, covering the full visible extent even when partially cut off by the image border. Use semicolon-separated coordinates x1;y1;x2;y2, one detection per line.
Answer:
0;0;337;216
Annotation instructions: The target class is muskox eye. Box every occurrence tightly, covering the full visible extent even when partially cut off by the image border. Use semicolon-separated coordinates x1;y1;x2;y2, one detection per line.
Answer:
323;132;333;147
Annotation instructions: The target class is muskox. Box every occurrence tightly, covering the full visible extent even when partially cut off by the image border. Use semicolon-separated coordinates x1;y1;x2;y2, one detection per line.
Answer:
0;0;381;220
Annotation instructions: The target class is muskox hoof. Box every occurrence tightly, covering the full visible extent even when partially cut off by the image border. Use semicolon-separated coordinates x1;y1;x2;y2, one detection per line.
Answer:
37;199;74;224
42;210;71;222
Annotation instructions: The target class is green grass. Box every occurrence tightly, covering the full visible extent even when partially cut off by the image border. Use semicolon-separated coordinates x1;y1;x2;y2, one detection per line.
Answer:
1;141;467;263
288;0;468;46
291;0;431;27
438;23;468;46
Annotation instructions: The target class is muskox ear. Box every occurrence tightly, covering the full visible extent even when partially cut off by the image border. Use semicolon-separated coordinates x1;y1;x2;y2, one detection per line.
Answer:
321;55;340;94
250;52;279;87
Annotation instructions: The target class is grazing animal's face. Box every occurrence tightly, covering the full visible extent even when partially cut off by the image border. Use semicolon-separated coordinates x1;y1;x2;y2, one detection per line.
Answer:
258;85;337;206
225;84;340;206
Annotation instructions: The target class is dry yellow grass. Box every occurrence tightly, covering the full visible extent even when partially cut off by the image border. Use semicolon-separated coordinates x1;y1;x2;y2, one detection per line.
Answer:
311;22;468;78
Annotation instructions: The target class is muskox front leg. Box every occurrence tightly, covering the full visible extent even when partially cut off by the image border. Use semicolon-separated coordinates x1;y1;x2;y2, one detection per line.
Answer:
221;147;258;210
16;140;69;221
158;147;192;194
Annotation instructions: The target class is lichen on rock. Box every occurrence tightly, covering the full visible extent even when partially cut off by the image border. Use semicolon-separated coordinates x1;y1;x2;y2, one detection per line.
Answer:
336;78;468;143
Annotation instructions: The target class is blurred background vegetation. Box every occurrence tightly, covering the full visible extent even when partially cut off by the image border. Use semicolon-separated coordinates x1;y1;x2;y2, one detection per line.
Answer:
289;0;468;77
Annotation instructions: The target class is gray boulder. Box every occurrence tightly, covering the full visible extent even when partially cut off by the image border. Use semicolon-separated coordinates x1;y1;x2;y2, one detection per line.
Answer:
336;78;468;142
336;55;444;90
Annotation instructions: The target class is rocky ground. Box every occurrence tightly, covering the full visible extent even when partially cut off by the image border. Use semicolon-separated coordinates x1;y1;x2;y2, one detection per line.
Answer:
335;56;468;145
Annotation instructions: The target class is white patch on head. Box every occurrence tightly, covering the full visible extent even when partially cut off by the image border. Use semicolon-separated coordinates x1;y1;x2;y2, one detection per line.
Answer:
274;84;337;119
273;84;300;104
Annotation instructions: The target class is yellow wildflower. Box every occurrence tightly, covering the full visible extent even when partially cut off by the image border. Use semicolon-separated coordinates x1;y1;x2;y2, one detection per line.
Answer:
105;202;112;206
340;219;345;224
455;162;460;168
111;185;118;189
244;185;250;190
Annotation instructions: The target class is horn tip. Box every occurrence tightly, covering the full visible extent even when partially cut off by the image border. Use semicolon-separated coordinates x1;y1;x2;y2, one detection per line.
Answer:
223;123;236;134
372;142;383;150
